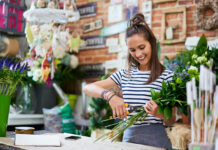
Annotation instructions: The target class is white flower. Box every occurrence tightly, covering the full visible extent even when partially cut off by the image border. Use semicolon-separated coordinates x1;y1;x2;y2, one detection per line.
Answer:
27;71;33;77
197;56;207;63
53;46;66;59
189;66;198;72
33;69;42;81
33;75;39;82
70;55;79;69
192;54;198;59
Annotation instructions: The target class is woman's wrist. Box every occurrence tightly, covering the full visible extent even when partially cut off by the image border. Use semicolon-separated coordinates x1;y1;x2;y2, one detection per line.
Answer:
101;89;116;102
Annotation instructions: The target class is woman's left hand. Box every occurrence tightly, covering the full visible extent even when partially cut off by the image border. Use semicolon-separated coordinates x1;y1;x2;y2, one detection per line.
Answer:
144;100;158;116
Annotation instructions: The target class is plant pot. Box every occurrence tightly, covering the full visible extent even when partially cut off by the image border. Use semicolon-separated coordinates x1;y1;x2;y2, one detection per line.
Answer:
0;94;11;137
32;83;57;114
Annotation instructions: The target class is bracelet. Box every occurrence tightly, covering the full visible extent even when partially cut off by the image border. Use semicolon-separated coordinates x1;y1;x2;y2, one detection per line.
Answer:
101;89;110;100
107;93;116;102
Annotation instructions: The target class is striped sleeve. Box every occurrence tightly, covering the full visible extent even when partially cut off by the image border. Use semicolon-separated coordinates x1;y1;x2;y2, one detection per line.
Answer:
164;70;174;82
109;69;124;87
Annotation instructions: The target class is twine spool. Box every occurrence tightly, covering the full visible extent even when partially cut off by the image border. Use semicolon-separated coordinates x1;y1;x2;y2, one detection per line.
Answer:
0;37;19;56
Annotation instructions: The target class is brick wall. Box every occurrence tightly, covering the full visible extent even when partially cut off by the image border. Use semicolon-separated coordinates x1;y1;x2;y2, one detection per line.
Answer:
67;0;218;65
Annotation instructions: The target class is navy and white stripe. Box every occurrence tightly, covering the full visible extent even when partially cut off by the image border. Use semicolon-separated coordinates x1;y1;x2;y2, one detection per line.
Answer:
110;67;174;126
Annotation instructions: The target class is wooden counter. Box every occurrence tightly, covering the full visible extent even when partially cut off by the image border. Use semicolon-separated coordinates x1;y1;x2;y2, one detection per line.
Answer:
0;134;165;150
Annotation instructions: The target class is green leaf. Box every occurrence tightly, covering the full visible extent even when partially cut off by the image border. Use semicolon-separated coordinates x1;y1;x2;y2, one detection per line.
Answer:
164;107;172;120
196;35;207;51
162;81;167;89
150;89;156;100
157;105;164;114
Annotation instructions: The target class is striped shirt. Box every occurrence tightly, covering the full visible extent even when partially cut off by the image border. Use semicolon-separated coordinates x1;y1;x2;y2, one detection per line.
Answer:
110;67;174;126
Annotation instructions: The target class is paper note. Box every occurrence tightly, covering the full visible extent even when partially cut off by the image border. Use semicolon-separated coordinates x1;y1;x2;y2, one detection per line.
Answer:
15;134;61;146
108;4;123;23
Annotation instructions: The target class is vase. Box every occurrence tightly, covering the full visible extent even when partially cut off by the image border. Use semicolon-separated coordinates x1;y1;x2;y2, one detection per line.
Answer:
32;83;57;114
0;94;11;137
15;84;36;114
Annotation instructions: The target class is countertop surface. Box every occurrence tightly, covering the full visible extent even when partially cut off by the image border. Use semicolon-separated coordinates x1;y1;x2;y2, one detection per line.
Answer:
0;133;165;150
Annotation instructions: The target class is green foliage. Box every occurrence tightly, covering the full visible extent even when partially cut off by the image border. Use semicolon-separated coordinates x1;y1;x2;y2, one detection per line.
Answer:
54;64;85;94
153;34;217;119
0;57;28;96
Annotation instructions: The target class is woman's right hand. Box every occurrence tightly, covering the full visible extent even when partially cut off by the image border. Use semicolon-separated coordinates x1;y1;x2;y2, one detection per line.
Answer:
109;96;127;119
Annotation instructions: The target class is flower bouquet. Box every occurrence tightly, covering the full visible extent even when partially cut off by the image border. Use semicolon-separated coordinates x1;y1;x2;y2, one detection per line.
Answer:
0;57;28;137
96;35;217;143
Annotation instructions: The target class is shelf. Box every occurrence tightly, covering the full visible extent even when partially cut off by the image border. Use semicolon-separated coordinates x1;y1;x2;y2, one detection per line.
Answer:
23;8;80;24
8;114;44;126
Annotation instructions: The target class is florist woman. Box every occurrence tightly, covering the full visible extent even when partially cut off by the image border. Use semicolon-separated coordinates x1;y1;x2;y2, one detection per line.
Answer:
83;13;176;149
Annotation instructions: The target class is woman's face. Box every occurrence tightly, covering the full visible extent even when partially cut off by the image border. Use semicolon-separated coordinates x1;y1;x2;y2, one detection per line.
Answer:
127;34;152;71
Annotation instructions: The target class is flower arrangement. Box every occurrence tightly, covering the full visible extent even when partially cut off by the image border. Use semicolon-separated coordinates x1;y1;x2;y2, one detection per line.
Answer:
26;53;79;84
0;57;28;96
96;35;217;142
0;56;28;137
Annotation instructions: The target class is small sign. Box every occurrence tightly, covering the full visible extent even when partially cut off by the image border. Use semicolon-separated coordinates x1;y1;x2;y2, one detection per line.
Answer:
77;3;97;18
83;19;103;33
108;4;123;23
100;21;128;37
80;63;105;78
80;36;106;50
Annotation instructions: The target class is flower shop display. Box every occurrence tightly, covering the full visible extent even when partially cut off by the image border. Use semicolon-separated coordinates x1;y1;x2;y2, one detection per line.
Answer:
95;35;217;148
0;57;28;137
187;66;217;149
24;0;83;85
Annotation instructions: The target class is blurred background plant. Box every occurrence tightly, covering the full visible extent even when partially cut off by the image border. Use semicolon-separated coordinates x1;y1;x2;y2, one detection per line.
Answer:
0;56;28;96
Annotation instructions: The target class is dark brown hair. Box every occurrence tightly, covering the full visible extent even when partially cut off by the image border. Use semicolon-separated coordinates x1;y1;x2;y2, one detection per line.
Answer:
126;13;165;84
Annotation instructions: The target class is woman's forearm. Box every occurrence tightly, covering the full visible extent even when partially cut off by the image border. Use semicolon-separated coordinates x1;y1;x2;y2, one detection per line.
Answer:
83;83;105;98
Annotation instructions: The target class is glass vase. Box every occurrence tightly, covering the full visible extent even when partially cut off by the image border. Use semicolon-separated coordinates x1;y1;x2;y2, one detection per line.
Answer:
16;84;35;114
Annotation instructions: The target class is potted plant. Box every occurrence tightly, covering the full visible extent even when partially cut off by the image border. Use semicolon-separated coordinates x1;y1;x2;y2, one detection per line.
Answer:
0;56;28;137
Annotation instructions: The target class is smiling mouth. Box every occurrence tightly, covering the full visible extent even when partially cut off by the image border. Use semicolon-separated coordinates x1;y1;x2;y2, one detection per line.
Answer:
137;56;146;61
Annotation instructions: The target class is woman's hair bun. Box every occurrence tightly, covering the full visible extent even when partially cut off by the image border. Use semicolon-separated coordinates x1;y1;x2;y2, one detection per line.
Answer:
129;13;146;27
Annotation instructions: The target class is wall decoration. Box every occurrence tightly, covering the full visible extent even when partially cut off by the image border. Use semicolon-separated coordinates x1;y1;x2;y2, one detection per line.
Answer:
142;1;152;28
83;19;103;33
161;6;186;44
153;0;176;4
80;36;106;50
77;2;97;18
126;0;138;21
108;4;123;23
197;0;218;30
106;38;122;53
100;21;128;37
68;34;85;53
104;60;122;73
80;63;105;78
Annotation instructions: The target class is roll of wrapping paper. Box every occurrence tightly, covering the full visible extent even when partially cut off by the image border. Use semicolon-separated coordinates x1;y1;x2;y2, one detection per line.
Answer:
0;37;19;56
